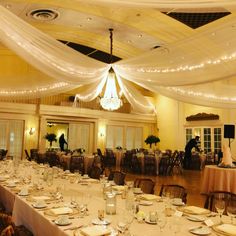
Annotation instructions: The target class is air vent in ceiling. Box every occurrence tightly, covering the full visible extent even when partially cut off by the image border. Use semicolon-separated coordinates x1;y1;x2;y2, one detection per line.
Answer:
27;9;59;21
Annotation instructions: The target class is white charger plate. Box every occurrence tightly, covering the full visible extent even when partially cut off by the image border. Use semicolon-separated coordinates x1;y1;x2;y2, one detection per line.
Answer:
186;215;206;222
92;218;111;225
145;216;157;225
32;203;47;209
54;220;72;226
189;226;211;235
139;200;153;206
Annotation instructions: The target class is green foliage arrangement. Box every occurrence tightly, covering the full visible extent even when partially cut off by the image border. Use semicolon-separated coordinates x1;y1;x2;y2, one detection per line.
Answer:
44;133;57;147
145;135;160;148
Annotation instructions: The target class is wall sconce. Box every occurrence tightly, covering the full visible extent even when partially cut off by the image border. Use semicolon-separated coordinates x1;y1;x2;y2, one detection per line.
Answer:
29;127;36;135
99;132;105;137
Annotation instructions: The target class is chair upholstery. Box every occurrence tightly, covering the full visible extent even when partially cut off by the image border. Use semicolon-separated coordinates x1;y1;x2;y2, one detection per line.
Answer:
108;171;126;185
104;149;116;167
159;184;187;203
131;155;142;174
204;191;236;214
70;155;84;174
30;149;38;161
135;178;155;194
45;151;60;167
88;166;102;179
24;150;31;161
144;155;156;175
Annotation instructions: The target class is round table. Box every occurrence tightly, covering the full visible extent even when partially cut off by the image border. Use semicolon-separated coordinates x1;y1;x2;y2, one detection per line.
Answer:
201;165;236;194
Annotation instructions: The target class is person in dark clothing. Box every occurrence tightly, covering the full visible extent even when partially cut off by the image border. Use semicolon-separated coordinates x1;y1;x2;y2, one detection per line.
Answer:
59;133;67;151
184;136;200;169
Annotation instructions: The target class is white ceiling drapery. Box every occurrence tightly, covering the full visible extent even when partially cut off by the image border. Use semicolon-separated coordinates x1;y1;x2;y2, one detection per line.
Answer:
1;4;236;112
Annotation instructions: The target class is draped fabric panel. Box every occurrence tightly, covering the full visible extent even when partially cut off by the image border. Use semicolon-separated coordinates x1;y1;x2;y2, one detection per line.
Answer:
78;0;236;8
1;3;236;111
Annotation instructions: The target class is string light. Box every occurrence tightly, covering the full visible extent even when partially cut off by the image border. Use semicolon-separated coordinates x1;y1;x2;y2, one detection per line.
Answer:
0;82;69;96
166;87;236;102
126;52;236;73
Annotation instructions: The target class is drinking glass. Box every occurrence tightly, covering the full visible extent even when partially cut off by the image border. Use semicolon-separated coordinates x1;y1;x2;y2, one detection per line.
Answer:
157;214;167;232
215;199;225;223
227;199;236;225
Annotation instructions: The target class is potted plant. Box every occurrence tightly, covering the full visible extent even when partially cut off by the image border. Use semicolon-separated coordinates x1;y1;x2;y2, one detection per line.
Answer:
145;135;160;148
44;133;57;148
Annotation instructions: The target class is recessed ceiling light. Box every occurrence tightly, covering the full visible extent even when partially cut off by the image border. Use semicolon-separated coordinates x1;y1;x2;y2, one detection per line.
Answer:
211;32;216;36
127;40;132;43
87;17;92;21
138;34;143;38
27;9;59;21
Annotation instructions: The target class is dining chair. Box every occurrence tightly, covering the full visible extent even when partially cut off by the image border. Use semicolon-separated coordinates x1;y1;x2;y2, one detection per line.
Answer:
70;155;85;174
204;191;236;214
135;178;155;194
24;150;31;161
108;171;126;185
159;184;187;203
131;155;142;174
88;166;102;179
144;155;156;175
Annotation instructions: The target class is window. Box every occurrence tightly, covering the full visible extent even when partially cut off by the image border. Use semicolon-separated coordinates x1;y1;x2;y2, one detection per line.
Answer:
204;128;211;153
0;120;24;159
185;127;222;153
214;128;222;153
186;128;192;143
106;126;124;149
126;127;142;150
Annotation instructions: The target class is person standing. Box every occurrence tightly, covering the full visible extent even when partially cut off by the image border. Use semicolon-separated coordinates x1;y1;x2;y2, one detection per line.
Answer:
59;133;67;151
184;136;200;169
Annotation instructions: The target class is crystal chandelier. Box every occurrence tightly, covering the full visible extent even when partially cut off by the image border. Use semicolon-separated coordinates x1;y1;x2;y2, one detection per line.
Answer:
100;29;122;111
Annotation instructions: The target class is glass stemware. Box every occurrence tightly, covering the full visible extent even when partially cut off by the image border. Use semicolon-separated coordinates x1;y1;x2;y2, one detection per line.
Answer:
227;199;236;225
215;199;225;223
157;214;167;232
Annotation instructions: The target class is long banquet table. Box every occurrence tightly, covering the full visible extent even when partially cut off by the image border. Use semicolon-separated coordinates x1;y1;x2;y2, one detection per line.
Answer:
201;165;236;194
0;160;233;236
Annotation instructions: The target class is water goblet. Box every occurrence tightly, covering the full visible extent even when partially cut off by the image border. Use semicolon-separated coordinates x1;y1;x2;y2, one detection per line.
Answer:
215;199;225;223
227;199;236;225
157;214;167;233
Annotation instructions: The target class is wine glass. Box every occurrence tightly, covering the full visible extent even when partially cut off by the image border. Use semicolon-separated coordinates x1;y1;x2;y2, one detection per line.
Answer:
227;199;236;225
215;198;225;223
157;214;167;232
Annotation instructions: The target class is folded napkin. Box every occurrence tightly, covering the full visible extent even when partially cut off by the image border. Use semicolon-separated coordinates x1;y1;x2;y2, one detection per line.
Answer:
32;196;51;201
216;224;236;236
112;186;125;191
221;144;233;166
140;194;158;201
183;206;209;215
80;226;111;236
49;207;73;215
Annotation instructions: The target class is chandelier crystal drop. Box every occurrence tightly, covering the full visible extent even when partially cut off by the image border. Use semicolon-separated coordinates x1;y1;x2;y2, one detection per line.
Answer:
100;28;122;111
100;69;122;111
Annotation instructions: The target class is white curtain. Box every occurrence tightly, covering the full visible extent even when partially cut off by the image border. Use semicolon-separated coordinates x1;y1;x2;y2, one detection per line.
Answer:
68;123;90;152
77;0;236;8
106;125;123;149
2;4;236;111
126;127;142;149
0;121;8;150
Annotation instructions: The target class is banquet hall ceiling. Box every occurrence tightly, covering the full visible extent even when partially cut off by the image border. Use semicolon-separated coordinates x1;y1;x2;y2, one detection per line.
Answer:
1;0;236;108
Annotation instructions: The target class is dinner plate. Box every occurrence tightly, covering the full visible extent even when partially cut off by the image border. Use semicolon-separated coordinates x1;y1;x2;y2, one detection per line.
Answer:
32;203;47;209
54;220;72;226
186;215;206;222
189;226;211;235
139;200;153;206
145;216;157;225
212;224;236;236
18;192;29;196
92;218;111;225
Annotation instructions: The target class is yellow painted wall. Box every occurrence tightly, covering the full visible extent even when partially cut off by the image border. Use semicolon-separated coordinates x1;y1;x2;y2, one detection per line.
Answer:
155;94;236;155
